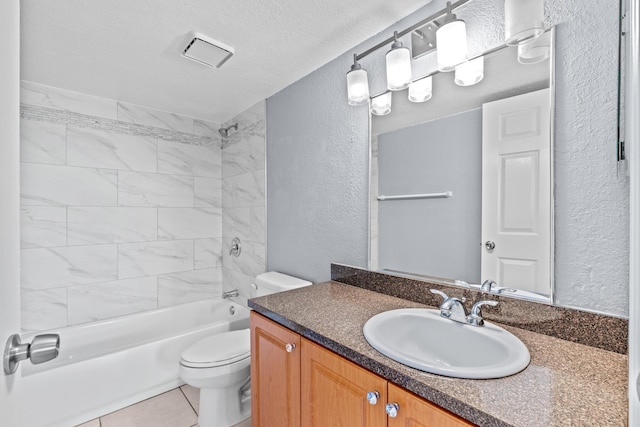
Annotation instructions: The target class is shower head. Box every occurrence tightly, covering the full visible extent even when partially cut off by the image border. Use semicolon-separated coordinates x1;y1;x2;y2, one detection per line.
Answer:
218;123;238;138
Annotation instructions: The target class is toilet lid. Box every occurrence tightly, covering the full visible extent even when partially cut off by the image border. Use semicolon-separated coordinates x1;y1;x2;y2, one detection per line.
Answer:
180;329;250;368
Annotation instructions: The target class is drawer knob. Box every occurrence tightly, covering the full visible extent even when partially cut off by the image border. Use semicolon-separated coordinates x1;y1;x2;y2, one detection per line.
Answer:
285;343;296;353
366;391;380;405
385;402;399;418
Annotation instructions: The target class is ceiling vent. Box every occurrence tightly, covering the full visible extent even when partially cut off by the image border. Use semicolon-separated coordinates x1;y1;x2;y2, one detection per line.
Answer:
181;31;234;68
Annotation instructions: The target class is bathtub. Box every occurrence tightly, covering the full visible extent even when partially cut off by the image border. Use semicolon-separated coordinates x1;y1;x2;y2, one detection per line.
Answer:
17;298;249;427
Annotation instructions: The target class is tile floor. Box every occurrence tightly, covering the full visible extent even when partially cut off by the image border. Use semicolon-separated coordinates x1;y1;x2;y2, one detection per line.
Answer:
75;385;251;427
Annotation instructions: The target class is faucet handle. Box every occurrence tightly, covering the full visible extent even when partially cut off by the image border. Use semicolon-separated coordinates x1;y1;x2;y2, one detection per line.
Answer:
467;300;499;327
429;289;466;304
481;280;496;292
429;289;449;302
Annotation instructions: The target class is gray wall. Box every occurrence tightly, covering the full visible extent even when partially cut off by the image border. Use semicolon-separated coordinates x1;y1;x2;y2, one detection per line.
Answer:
378;110;481;283
266;69;369;282
267;0;629;317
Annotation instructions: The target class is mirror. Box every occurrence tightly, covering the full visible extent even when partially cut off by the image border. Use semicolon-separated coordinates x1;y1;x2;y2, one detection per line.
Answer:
370;29;555;303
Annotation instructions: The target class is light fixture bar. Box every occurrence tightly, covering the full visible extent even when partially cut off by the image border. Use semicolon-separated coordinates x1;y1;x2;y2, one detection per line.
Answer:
353;0;471;62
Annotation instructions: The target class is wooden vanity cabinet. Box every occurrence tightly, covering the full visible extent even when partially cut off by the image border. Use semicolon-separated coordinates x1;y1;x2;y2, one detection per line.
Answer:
301;338;387;427
250;311;473;427
250;312;301;427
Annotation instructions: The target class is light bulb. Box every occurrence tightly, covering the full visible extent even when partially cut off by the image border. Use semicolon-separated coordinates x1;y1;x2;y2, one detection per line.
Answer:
408;76;433;103
371;92;392;116
505;0;545;46
386;32;412;91
346;55;370;106
518;31;550;64
454;56;484;86
436;14;468;72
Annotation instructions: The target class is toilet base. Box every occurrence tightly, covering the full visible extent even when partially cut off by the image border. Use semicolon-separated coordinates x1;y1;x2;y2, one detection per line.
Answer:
197;378;251;427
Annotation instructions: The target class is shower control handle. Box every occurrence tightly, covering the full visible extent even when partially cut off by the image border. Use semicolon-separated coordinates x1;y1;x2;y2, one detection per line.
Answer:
229;237;242;257
285;343;296;353
3;333;60;375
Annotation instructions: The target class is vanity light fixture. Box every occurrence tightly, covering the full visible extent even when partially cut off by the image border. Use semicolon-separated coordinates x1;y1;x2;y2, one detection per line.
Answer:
371;92;392;116
345;0;478;110
386;31;413;91
346;54;370;105
436;2;468;72
408;75;433;103
454;56;484;86
505;0;545;45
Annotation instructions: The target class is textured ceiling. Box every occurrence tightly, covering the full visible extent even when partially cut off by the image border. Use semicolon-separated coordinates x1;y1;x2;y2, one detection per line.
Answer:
21;0;432;123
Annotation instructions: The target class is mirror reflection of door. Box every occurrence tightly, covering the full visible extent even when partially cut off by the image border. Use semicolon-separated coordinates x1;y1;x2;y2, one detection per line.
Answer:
481;88;552;294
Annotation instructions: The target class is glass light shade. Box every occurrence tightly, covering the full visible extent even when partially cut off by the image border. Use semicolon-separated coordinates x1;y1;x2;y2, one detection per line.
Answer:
371;92;392;116
454;56;484;86
517;32;550;64
346;67;370;106
436;19;468;72
386;44;412;91
408;76;433;103
505;0;545;46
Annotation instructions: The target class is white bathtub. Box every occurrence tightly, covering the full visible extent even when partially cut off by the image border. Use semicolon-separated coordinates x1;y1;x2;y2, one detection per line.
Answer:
17;298;249;427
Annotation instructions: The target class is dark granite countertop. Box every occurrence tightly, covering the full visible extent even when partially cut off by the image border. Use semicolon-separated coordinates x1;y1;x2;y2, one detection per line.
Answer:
248;281;628;427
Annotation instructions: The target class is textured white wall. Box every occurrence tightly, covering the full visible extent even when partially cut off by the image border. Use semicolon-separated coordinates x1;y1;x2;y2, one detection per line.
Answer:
267;0;629;316
547;0;629;316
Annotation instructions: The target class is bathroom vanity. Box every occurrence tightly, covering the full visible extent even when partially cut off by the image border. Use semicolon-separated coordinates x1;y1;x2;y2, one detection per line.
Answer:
251;312;472;426
248;271;628;427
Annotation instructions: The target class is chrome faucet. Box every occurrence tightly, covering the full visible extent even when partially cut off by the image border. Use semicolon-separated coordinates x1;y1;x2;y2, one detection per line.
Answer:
481;280;517;295
466;300;499;326
430;289;467;323
430;289;499;327
222;289;240;299
480;280;496;292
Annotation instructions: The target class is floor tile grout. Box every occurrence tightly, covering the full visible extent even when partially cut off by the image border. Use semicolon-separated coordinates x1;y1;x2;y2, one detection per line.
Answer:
178;385;199;416
82;387;197;427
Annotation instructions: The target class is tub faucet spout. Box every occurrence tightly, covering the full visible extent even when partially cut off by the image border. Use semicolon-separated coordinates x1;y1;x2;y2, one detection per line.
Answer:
222;289;240;299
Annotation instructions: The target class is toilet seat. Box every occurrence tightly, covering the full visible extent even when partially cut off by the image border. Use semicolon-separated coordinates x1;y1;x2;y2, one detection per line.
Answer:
180;329;250;368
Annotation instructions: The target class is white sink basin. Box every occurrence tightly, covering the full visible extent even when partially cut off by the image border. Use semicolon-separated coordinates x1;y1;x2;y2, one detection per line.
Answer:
363;308;530;379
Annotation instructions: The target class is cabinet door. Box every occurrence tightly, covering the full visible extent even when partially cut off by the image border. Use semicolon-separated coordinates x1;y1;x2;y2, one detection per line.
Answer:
387;383;474;427
251;312;301;427
301;338;387;427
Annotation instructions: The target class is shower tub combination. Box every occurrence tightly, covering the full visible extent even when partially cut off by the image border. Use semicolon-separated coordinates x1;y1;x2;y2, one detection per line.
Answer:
17;299;249;427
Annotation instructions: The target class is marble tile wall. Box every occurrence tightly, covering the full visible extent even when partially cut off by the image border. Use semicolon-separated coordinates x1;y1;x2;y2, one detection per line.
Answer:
221;101;267;306
19;81;226;332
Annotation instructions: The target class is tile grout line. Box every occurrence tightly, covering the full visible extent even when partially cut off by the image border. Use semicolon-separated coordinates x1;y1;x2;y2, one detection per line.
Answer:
178;386;199;417
20;104;215;147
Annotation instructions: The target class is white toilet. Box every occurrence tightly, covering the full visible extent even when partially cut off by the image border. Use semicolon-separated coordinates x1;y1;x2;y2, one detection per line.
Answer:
179;272;311;427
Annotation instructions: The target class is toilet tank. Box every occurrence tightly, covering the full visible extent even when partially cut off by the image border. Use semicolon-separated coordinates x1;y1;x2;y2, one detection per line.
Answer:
253;272;312;297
